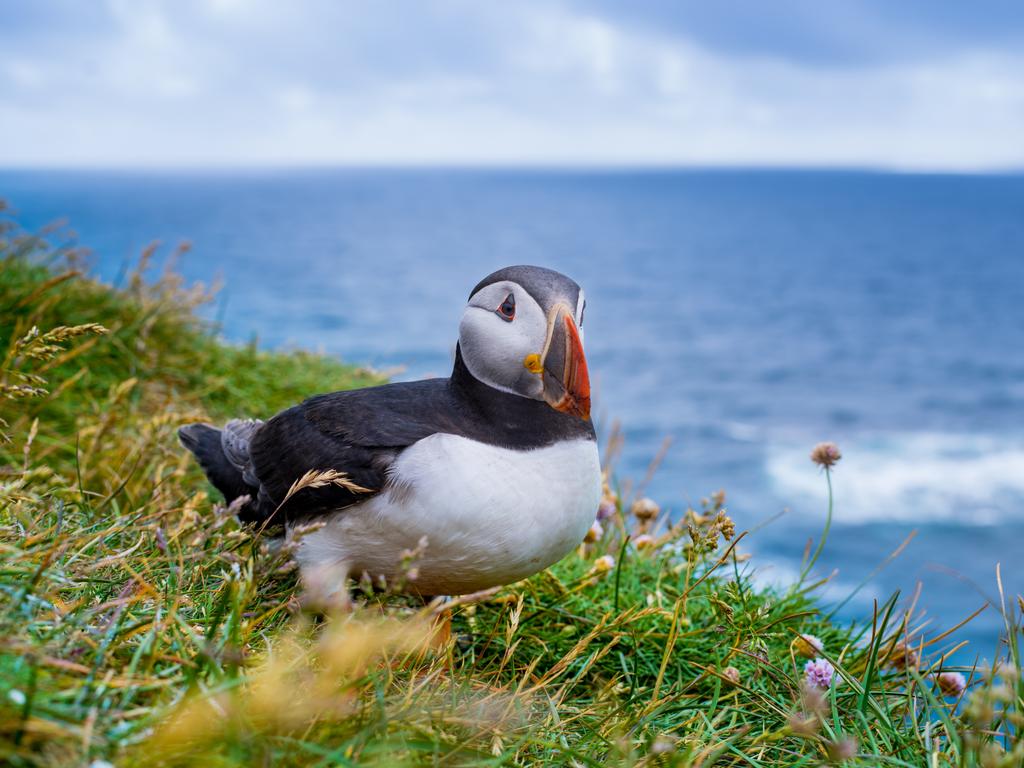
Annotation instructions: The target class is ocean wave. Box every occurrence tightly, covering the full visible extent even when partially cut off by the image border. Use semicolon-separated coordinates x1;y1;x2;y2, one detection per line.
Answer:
765;433;1024;524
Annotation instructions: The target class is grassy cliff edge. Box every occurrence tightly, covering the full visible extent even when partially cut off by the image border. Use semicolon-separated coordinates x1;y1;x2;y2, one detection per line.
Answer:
1;210;1021;767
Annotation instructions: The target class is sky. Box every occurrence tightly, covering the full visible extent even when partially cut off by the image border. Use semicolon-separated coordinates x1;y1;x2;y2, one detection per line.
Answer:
1;0;1023;170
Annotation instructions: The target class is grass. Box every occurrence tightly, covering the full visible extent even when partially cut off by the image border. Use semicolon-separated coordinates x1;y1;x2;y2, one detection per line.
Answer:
0;204;1021;767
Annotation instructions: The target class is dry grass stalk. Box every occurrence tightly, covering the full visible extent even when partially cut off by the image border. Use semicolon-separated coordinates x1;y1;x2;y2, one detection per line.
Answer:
282;468;374;504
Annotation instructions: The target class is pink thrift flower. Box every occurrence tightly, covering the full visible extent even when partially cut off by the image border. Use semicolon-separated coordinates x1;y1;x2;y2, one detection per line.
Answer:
596;498;617;522
810;442;842;468
887;642;920;670
934;671;966;697
631;497;660;522
804;658;836;690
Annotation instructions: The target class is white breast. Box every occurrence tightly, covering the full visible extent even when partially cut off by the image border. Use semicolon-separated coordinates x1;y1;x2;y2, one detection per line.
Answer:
293;434;602;595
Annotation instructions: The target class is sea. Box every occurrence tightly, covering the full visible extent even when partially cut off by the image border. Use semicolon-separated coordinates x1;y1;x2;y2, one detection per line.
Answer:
3;168;1023;662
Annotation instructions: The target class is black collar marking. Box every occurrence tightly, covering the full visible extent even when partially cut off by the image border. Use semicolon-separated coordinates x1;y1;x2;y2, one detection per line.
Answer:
301;347;595;450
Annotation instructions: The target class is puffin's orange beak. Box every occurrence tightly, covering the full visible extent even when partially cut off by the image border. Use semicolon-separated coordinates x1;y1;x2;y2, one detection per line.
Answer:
540;305;591;420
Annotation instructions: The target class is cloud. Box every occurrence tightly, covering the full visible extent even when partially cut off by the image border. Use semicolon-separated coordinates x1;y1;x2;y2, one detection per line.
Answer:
0;0;1022;169
577;0;1024;67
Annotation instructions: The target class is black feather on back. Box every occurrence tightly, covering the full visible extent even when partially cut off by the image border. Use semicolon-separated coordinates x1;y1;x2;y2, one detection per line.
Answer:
245;348;595;526
246;402;394;524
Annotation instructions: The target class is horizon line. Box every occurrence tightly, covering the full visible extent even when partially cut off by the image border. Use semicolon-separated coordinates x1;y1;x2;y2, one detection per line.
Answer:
2;161;1023;177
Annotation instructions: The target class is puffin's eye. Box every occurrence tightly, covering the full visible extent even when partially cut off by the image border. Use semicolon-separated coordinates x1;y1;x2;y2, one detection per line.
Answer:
496;293;515;321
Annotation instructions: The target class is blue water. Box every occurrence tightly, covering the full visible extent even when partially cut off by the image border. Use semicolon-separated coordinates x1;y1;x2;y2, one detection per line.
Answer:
3;169;1023;660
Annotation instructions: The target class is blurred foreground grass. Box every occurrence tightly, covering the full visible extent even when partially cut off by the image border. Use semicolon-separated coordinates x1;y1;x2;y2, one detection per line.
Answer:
0;204;1021;767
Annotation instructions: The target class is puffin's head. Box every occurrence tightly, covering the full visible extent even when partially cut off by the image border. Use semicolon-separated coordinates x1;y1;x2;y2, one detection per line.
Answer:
458;265;590;420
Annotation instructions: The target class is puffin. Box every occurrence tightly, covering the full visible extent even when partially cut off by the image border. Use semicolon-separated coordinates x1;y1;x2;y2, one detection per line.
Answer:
179;265;601;595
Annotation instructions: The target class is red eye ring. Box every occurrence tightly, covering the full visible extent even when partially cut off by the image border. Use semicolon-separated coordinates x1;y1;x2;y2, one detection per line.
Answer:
496;292;515;321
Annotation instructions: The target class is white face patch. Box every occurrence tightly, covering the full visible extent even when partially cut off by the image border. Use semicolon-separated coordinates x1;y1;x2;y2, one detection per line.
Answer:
458;280;548;399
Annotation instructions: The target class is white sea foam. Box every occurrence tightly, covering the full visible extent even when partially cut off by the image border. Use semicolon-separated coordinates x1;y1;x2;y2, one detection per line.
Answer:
765;433;1024;524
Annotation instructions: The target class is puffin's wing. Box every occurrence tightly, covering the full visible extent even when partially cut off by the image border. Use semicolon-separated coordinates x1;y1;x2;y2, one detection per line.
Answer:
302;378;468;445
247;379;456;522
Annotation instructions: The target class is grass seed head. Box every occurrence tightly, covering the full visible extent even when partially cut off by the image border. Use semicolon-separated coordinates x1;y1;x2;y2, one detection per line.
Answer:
827;736;858;762
794;633;824;659
788;711;820;738
722;666;741;686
